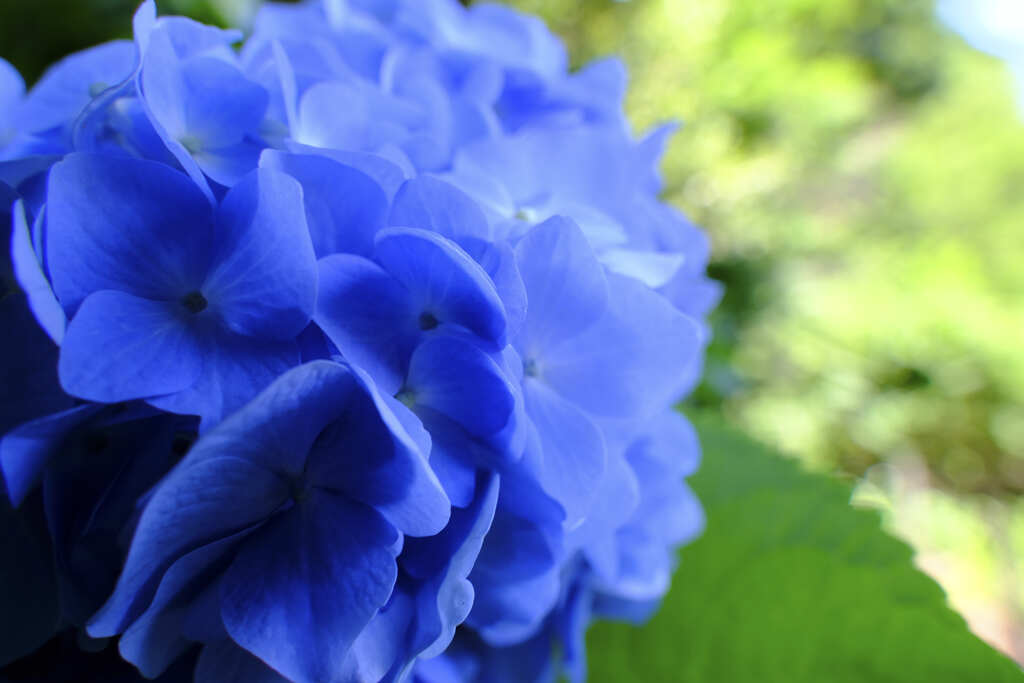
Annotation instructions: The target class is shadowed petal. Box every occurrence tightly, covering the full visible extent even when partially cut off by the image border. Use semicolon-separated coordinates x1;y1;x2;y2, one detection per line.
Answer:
221;489;399;683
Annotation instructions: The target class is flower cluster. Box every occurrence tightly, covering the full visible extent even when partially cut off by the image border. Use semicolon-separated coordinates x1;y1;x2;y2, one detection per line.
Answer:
0;1;718;681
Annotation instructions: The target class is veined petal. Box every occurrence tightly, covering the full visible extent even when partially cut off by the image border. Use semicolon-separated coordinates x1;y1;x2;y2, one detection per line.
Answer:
389;176;491;243
260;150;387;258
374;227;506;347
145;329;300;431
196;639;291;683
58;290;204;404
10;202;65;344
87;455;289;637
315;253;417;394
306;365;450;537
405;334;515;439
46;153;214;313
205;168;317;341
220;489;399;683
522;378;606;529
543;274;701;420
514;216;607;354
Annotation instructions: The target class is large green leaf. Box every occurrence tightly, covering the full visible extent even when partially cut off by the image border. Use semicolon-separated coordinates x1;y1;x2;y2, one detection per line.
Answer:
587;415;1024;682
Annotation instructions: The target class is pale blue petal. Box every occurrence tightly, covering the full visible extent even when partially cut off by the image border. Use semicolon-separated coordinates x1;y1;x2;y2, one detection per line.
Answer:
204;168;317;340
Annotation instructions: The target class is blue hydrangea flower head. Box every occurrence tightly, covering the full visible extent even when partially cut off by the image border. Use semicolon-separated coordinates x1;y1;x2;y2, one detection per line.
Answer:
0;0;718;680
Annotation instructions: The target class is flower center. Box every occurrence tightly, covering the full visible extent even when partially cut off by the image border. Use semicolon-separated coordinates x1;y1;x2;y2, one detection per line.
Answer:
289;476;312;504
181;291;208;314
418;311;439;331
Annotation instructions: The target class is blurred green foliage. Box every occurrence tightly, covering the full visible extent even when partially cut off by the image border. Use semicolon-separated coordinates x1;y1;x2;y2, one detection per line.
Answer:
506;0;1024;502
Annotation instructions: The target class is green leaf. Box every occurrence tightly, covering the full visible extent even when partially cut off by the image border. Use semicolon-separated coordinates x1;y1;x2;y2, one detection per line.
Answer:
587;415;1024;682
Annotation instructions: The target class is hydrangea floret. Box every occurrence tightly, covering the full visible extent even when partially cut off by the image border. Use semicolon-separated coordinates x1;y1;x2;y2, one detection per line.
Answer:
0;1;718;681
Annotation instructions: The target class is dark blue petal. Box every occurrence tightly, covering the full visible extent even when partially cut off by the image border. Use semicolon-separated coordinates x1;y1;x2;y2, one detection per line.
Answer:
46;153;214;312
87;456;289;637
0;489;60;666
195;639;290;683
204;168;316;340
0;405;101;506
10;202;65;343
375;227;506;347
120;530;255;678
467;566;561;647
405;333;515;438
220;489;399;683
260;150;387;258
315;253;417;394
514;216;607;354
389;176;491;243
306;366;450;537
58;290;205;403
401;472;500;667
156;359;355;475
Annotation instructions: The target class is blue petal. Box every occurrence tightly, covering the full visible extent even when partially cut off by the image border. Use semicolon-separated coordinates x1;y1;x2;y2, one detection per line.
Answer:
120;530;256;678
568;448;640;581
162;359;356;475
522;378;606;528
305;365;450;537
403;472;500;663
423;430;479;508
42;414;194;624
260;150;387;258
0;292;72;437
468;239;527;338
405;333;515;438
146;329;300;431
205;168;317;340
220;489;399;683
467;565;561;647
137;28;215;202
58;290;204;403
10;202;65;343
389;176;491;243
196;639;291;683
514;216;607;354
18;41;135;134
284;142;410;201
315;253;417;394
46;153;214;313
87;455;289;637
0;58;23;112
180;57;267;149
542;274;702;419
599;247;686;288
374;227;506;347
194;138;264;187
0;405;102;506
